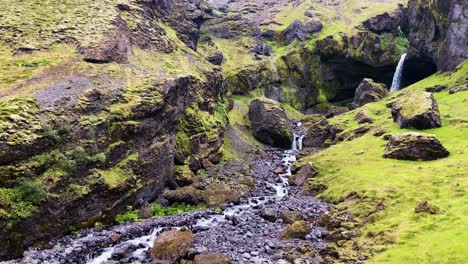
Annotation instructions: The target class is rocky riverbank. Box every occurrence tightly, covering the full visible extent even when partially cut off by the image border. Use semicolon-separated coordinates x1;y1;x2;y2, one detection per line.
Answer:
4;125;331;264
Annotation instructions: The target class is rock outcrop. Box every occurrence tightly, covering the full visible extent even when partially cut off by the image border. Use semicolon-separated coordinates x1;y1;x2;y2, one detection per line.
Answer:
351;78;389;108
403;0;468;71
363;5;405;34
302;118;331;148
390;92;442;129
281;19;323;44
383;132;449;160
248;98;293;148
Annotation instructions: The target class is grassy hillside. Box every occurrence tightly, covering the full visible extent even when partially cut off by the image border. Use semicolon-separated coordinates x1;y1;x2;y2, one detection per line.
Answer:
300;61;468;263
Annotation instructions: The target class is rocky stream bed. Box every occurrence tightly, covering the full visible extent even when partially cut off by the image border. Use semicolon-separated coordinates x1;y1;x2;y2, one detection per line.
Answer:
3;124;331;264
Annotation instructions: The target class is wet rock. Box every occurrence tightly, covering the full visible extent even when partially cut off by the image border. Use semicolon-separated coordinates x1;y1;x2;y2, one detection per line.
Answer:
110;233;122;243
383;132;449;161
351;78;388;108
112;242;136;259
415;201;439;214
302;119;330;148
248;98;293;148
355;109;373;124
280;210;303;224
326;106;348;118
194;252;231;264
390;92;441;129
151;229;194;263
290;163;319;187
281;220;311;240
274;167;285;175
260;208;278;222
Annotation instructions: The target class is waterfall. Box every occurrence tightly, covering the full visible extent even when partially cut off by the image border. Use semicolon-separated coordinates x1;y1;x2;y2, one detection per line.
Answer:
390;53;407;92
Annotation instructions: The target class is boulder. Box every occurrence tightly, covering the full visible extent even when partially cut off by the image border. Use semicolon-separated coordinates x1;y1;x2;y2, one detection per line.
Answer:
302;119;330;148
383;133;449;161
289;163;319;186
390;92;441;129
351;78;388;108
281;220;311;240
194;253;231;264
355;109;373;124
151;230;194;263
248;98;293;148
281;210;303;224
280;19;323;44
163;186;199;204
362;7;403;34
326;106;348;118
260;207;278;222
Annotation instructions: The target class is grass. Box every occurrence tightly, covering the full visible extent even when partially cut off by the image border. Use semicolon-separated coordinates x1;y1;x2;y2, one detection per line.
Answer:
0;0;126;49
115;203;206;224
300;61;468;263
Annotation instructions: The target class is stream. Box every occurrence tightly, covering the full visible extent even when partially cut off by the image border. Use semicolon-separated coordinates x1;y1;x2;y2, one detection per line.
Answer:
8;122;330;264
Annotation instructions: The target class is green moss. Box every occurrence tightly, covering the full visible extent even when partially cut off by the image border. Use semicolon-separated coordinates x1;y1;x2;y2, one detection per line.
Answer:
176;100;227;157
150;203;205;217
0;97;43;145
115;206;140;224
98;153;139;189
300;60;468;263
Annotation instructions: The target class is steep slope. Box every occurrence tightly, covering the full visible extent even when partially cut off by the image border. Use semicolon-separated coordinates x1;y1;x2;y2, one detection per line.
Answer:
0;0;228;258
297;61;467;263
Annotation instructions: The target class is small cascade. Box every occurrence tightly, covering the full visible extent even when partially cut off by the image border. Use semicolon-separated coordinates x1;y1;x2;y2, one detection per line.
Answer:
390;53;408;92
54;122;317;264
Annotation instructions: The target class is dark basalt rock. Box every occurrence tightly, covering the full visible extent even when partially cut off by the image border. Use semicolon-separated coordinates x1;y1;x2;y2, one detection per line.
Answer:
290;162;319;187
362;5;405;34
248;98;293;149
403;0;468;71
383;132;449;161
302;119;331;148
355;110;373;124
390;92;442;129
281;19;323;44
326;106;348;118
351;78;388;108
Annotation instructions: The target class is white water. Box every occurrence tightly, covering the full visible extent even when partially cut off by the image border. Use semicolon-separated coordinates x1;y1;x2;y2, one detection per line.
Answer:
390;53;407;92
88;125;305;263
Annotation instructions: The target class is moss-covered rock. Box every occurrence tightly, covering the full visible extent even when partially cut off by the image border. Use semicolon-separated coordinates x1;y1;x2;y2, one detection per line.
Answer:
281;220;311;240
194;253;231;264
151;229;194;263
390;92;442;129
351;78;388;108
281;210;303;224
383;132;449;161
248;97;293;148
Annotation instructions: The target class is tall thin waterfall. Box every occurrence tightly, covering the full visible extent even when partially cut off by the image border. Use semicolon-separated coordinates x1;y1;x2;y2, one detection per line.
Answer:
390;53;407;92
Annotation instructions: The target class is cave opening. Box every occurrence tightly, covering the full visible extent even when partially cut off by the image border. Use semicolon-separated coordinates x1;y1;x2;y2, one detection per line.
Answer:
400;56;438;89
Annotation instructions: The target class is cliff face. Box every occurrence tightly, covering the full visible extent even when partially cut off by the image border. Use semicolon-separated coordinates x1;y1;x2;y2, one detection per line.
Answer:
403;0;468;71
0;0;226;258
